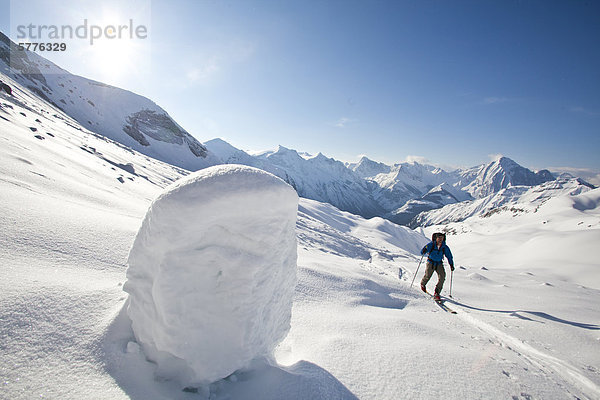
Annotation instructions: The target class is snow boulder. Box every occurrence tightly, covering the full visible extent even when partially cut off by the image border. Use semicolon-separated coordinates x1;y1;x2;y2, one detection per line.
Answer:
123;164;299;386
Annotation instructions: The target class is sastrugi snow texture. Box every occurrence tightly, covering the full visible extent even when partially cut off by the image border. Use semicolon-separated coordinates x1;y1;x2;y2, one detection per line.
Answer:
123;164;299;386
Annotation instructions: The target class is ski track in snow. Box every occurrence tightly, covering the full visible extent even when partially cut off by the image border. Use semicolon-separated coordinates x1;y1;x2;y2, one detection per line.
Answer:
453;304;600;400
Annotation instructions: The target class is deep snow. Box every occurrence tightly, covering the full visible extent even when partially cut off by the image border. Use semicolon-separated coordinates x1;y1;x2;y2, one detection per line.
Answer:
1;73;599;400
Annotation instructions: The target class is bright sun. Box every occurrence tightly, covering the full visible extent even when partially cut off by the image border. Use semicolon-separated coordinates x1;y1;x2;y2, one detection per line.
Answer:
92;38;138;80
85;9;150;83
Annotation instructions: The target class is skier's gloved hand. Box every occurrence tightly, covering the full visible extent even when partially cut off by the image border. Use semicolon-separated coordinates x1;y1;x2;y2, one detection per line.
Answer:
421;247;427;255
450;265;455;271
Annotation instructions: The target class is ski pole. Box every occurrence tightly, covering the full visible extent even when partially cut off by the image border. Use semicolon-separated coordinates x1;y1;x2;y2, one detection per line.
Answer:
410;254;425;288
449;269;454;298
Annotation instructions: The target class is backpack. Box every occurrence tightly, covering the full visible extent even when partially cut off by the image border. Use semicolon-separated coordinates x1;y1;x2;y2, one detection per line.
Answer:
431;232;446;242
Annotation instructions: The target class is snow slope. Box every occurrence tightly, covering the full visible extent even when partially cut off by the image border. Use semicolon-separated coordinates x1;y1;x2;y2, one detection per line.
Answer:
1;71;599;400
413;177;594;227
390;182;470;226
0;71;188;399
0;32;220;171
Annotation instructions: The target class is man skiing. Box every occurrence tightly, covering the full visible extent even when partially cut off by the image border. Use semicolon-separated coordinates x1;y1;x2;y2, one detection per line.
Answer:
420;232;454;301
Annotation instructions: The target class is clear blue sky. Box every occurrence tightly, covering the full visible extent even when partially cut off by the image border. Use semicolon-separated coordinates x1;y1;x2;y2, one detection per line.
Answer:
2;0;599;172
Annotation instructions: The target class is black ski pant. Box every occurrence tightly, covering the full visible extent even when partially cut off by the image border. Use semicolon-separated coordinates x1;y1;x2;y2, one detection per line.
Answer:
421;260;446;294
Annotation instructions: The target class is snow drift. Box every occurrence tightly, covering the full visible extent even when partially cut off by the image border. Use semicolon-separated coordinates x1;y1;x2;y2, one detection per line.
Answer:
123;164;299;386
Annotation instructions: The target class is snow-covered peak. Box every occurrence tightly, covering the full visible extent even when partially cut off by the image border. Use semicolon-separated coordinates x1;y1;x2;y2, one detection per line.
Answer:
268;145;304;161
276;144;299;154
202;139;294;187
371;161;456;193
495;155;520;170
458;156;555;198
0;32;219;171
297;151;314;160
204;138;243;162
254;146;383;217
535;169;556;181
311;152;332;162
425;182;470;202
248;148;277;158
351;156;391;178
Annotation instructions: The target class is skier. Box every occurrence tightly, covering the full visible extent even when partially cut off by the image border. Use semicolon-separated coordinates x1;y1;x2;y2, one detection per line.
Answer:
420;232;454;301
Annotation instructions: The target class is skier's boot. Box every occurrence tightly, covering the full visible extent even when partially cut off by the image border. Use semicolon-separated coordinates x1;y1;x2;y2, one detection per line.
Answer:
433;291;441;301
420;284;426;293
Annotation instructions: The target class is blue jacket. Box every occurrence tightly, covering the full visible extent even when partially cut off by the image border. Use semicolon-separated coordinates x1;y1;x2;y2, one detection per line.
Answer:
421;241;454;267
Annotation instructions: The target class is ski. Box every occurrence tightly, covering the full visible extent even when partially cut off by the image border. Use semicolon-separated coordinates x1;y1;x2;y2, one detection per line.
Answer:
422;289;457;314
434;299;457;314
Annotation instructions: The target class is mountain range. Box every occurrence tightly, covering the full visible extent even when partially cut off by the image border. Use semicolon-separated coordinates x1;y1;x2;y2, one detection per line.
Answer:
204;138;595;226
0;31;594;227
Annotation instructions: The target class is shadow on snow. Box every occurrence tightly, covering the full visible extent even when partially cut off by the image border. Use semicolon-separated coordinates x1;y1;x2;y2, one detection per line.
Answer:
357;279;410;310
101;303;359;400
446;299;600;330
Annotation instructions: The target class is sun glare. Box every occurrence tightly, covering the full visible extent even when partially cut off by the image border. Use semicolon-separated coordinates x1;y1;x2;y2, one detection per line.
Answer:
91;37;138;81
82;7;150;84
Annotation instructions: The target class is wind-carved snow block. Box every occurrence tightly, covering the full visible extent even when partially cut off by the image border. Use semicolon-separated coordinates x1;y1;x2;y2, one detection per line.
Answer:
124;165;299;386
